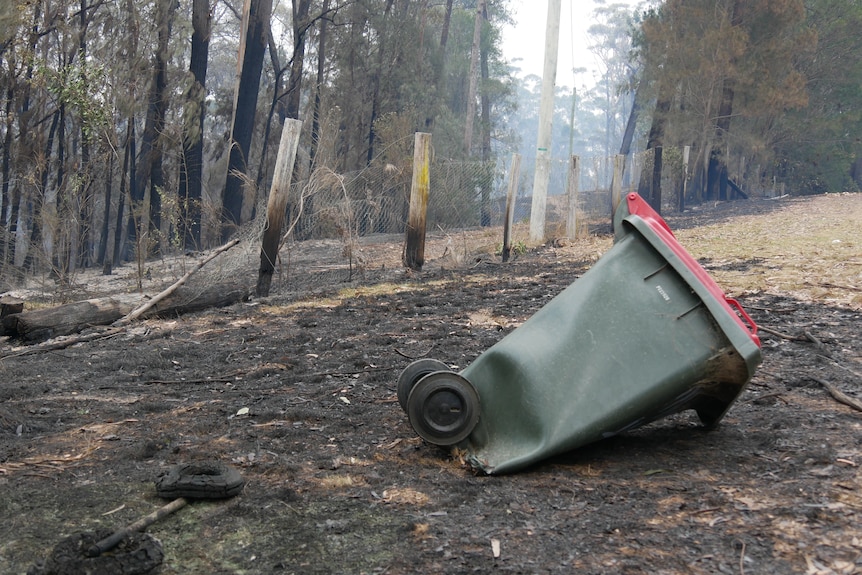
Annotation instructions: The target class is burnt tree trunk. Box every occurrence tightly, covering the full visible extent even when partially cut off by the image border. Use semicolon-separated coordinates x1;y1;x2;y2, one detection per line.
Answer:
424;0;454;130
706;0;741;202
130;0;176;257
366;0;395;166
619;78;643;158
707;80;735;202
222;0;273;241
638;85;672;214
309;0;330;167
179;0;212;251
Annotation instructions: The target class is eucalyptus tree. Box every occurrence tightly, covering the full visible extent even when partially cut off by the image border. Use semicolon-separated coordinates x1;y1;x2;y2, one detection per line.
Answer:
321;0;513;172
637;0;811;204
587;2;639;162
178;0;214;251
221;0;273;241
773;0;862;194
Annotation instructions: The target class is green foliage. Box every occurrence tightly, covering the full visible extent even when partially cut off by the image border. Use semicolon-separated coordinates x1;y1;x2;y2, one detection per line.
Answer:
633;0;859;196
35;55;112;144
496;239;526;257
770;0;862;193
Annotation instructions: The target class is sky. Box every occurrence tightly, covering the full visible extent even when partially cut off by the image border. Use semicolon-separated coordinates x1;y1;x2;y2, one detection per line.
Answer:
501;0;641;89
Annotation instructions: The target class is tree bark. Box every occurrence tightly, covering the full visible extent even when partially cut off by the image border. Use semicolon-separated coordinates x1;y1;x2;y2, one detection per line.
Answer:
3;284;250;343
479;0;491;226
2;87;13;268
131;0;176;257
3;295;145;342
121;119;137;263
638;80;672;214
110;122;133;270
76;0;94;269
464;0;484;157
98;153;113;270
619;77;644;157
309;0;331;167
705;0;741;202
366;0;395;166
286;0;311;120
707;79;735;202
221;0;274;241
179;0;212;251
424;0;453;130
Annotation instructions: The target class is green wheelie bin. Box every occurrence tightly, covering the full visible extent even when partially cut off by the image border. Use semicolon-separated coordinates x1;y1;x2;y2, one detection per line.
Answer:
397;192;762;474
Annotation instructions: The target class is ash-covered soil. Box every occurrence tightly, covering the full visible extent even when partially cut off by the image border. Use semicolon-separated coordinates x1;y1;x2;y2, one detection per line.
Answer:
1;194;861;575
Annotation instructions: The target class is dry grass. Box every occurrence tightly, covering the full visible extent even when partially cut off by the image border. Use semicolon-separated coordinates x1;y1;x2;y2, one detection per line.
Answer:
674;193;862;307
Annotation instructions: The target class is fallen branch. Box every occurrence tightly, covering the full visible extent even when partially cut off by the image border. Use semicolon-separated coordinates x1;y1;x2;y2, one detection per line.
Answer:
0;327;124;360
811;376;862;412
818;282;862;293
758;325;805;341
804;331;833;358
144;378;233;385
88;497;189;557
114;238;241;327
394;345;436;360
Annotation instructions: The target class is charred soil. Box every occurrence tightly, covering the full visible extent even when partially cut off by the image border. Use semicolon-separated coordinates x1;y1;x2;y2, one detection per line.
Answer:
1;193;861;574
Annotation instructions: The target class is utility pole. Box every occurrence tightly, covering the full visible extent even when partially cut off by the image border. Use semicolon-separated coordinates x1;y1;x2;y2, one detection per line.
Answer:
529;0;561;244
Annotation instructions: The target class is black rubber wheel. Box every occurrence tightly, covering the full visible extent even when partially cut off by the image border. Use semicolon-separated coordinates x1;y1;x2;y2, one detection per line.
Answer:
406;371;480;446
28;530;163;575
396;358;452;412
155;461;245;500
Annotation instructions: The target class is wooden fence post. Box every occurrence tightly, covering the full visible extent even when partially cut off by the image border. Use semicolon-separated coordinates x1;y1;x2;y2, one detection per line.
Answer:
501;153;522;262
404;132;432;271
566;155;580;239
256;118;302;297
680;145;690;213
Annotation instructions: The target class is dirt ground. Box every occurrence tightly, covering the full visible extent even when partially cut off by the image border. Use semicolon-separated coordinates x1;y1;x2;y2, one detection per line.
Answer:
1;193;861;575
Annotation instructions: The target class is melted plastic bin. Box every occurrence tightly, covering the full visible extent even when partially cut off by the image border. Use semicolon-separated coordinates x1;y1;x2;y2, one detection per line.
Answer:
397;193;762;474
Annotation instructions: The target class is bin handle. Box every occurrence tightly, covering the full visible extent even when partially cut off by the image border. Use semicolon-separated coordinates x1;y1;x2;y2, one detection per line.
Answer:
725;298;758;337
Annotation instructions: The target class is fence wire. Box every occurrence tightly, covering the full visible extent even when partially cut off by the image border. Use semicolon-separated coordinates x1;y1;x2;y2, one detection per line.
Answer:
290;153;656;244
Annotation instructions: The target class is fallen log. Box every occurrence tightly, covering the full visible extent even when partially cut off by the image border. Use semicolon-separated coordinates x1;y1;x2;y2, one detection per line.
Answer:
2;283;250;343
147;283;251;319
2;294;144;342
1;296;24;318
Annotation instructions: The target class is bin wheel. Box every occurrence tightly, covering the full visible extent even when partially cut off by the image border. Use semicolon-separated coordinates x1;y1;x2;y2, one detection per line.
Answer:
406;372;480;446
397;358;452;412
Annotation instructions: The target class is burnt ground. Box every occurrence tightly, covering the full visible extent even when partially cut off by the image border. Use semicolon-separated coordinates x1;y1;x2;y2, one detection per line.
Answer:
1;194;861;575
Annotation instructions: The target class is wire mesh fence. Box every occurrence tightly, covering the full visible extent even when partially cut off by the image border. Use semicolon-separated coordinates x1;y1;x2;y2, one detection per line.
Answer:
291;152;655;244
0;143;775;307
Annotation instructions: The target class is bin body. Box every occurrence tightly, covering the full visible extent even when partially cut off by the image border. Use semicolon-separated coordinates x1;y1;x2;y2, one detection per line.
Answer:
447;193;761;474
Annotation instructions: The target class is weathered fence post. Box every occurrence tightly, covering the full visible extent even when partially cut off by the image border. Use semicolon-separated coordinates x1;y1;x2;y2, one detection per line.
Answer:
679;145;690;213
404;132;432;271
256;118;303;297
611;154;625;216
566;155;580;240
501;153;522;262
